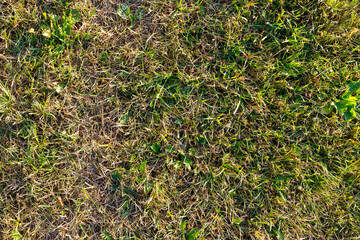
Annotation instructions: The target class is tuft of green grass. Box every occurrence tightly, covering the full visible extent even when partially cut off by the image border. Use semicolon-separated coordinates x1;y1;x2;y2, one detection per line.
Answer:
1;0;360;239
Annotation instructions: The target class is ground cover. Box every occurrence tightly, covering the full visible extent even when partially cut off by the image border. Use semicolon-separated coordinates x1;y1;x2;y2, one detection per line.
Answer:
0;0;359;239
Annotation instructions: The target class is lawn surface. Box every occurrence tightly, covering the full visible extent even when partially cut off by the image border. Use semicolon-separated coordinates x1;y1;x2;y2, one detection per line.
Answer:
1;0;360;239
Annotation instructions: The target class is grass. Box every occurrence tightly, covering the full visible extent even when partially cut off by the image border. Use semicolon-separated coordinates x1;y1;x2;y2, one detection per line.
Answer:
0;0;359;239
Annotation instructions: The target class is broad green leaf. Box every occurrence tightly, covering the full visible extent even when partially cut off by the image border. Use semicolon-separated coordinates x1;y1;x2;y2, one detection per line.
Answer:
144;181;153;195
165;145;177;153
180;219;187;230
110;171;121;190
11;231;22;240
111;171;122;182
342;95;357;106
117;3;130;19
272;229;285;240
151;142;161;154
100;52;108;62
175;119;183;125
70;9;82;22
196;135;206;145
139;160;146;173
55;84;65;93
135;8;145;20
344;108;357;121
174;161;182;169
333;100;347;114
348;80;360;95
320;102;333;115
186;228;199;240
333;96;357;114
101;231;114;240
119;113;129;125
109;184;119;191
232;218;242;224
332;81;360;121
184;157;192;170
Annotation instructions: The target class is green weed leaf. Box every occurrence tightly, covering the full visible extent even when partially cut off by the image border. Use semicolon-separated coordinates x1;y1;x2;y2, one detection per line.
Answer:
135;8;145;20
111;171;122;182
100;52;108;62
144;181;153;195
184;157;192;170
165;145;177;153
119;113;129;125
330;80;360;121
11;232;22;240
118;4;130;19
186;228;199;240
70;9;81;22
110;171;122;191
348;81;360;95
101;231;114;240
139;160;146;173
151;142;161;154
55;84;65;93
334;99;350;115
320;102;333;115
344;108;357;121
272;229;285;240
180;219;187;230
